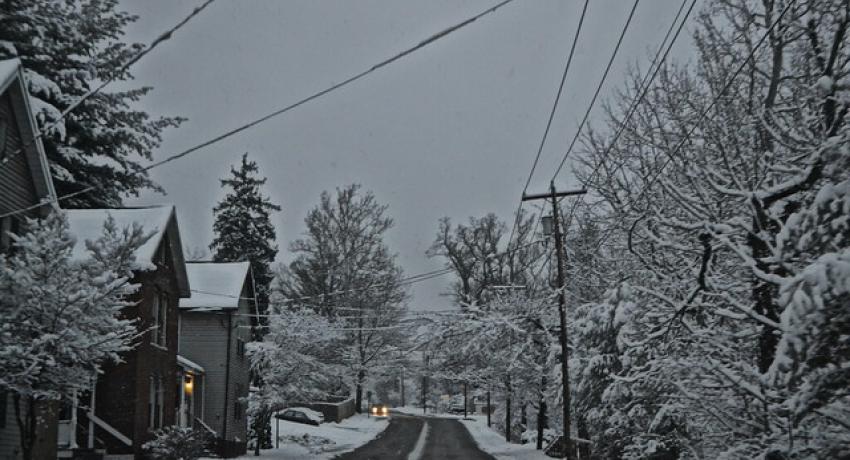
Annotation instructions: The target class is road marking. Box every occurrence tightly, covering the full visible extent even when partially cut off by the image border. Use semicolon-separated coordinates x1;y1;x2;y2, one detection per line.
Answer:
407;420;430;460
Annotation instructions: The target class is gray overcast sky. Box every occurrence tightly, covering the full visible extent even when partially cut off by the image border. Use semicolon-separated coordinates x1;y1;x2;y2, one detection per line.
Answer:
120;0;694;311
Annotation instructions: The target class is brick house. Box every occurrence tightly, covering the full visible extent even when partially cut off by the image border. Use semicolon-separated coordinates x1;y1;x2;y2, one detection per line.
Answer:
0;58;58;460
63;206;190;459
179;261;255;457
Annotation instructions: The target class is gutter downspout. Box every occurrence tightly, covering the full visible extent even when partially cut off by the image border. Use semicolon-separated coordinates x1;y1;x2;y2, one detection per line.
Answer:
222;311;233;444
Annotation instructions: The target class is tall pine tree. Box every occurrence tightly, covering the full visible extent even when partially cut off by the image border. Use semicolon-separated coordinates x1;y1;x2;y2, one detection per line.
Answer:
0;0;185;207
210;153;280;321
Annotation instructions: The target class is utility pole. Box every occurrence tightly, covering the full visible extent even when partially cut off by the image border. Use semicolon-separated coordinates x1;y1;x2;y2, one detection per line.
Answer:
400;367;405;407
523;182;586;460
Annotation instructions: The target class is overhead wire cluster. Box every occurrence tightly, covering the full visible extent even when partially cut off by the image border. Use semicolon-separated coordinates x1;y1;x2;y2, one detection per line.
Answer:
584;0;798;253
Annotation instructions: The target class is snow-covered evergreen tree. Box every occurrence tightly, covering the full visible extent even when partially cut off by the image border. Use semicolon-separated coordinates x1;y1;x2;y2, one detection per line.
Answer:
0;210;149;460
0;0;185;207
209;153;280;320
209;153;279;453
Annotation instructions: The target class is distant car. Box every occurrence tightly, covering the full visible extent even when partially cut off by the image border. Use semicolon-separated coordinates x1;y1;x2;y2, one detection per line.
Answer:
275;407;324;426
370;403;389;417
448;402;466;414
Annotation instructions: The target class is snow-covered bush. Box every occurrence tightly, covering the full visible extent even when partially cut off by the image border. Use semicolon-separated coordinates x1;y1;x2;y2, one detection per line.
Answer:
141;426;211;460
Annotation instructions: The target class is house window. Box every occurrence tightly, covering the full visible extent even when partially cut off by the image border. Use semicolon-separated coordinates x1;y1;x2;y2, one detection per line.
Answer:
151;290;168;347
234;384;243;420
236;338;245;360
148;376;164;430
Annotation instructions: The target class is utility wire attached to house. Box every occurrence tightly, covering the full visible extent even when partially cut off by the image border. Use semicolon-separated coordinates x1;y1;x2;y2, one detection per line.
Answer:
135;0;517;173
0;0;217;170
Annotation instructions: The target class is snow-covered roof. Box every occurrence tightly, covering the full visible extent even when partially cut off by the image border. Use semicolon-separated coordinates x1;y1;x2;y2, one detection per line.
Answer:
64;205;191;297
177;354;205;373
0;59;21;89
180;261;252;311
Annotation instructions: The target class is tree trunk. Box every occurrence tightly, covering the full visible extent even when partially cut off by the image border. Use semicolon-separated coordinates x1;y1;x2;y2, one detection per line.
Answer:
463;382;468;419
521;401;527;435
13;394;36;460
505;375;512;443
748;218;781;373
486;389;491;427
355;369;365;414
577;415;590;459
537;374;547;450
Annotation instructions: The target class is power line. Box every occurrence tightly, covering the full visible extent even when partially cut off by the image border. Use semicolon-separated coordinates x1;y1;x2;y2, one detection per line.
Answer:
506;0;590;251
512;0;642;276
0;0;217;170
549;0;641;180
558;0;696;242
138;0;516;172
0;0;517;220
589;0;797;253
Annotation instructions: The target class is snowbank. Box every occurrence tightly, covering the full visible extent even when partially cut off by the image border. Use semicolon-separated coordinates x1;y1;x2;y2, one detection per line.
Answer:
205;414;388;460
460;416;551;460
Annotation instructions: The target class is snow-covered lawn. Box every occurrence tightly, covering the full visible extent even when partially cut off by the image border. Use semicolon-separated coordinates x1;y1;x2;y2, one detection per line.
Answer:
460;416;551;460
203;414;388;460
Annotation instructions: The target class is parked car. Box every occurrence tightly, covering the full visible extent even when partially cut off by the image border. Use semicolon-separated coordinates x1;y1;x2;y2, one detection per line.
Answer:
448;402;466;414
275;407;324;426
370;403;389;417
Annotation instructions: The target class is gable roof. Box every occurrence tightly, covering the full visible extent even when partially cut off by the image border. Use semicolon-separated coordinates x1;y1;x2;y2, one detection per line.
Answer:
180;261;252;311
64;205;190;297
0;58;56;205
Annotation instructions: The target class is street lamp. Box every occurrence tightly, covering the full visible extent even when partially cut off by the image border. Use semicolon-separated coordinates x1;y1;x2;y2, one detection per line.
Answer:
541;215;555;237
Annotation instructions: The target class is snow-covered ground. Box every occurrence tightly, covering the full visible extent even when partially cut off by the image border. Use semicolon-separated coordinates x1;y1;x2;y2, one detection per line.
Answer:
202;414;388;460
460;416;551;460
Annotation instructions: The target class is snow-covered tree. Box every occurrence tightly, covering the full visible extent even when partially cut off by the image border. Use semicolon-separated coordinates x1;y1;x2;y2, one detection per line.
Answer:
246;305;341;455
428;290;558;447
568;0;850;457
427;210;543;306
210;153;280;452
277;184;406;413
248;306;341;407
210;153;280;322
0;210;149;460
0;0;184;207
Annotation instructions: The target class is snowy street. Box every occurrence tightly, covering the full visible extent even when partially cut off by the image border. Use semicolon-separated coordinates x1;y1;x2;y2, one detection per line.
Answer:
3;0;849;459
236;411;551;460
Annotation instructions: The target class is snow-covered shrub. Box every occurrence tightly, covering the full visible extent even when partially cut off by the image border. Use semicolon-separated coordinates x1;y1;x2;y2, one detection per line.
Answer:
141;426;211;460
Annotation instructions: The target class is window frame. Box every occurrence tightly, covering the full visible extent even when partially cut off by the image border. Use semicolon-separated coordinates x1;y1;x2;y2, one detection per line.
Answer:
150;290;168;347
